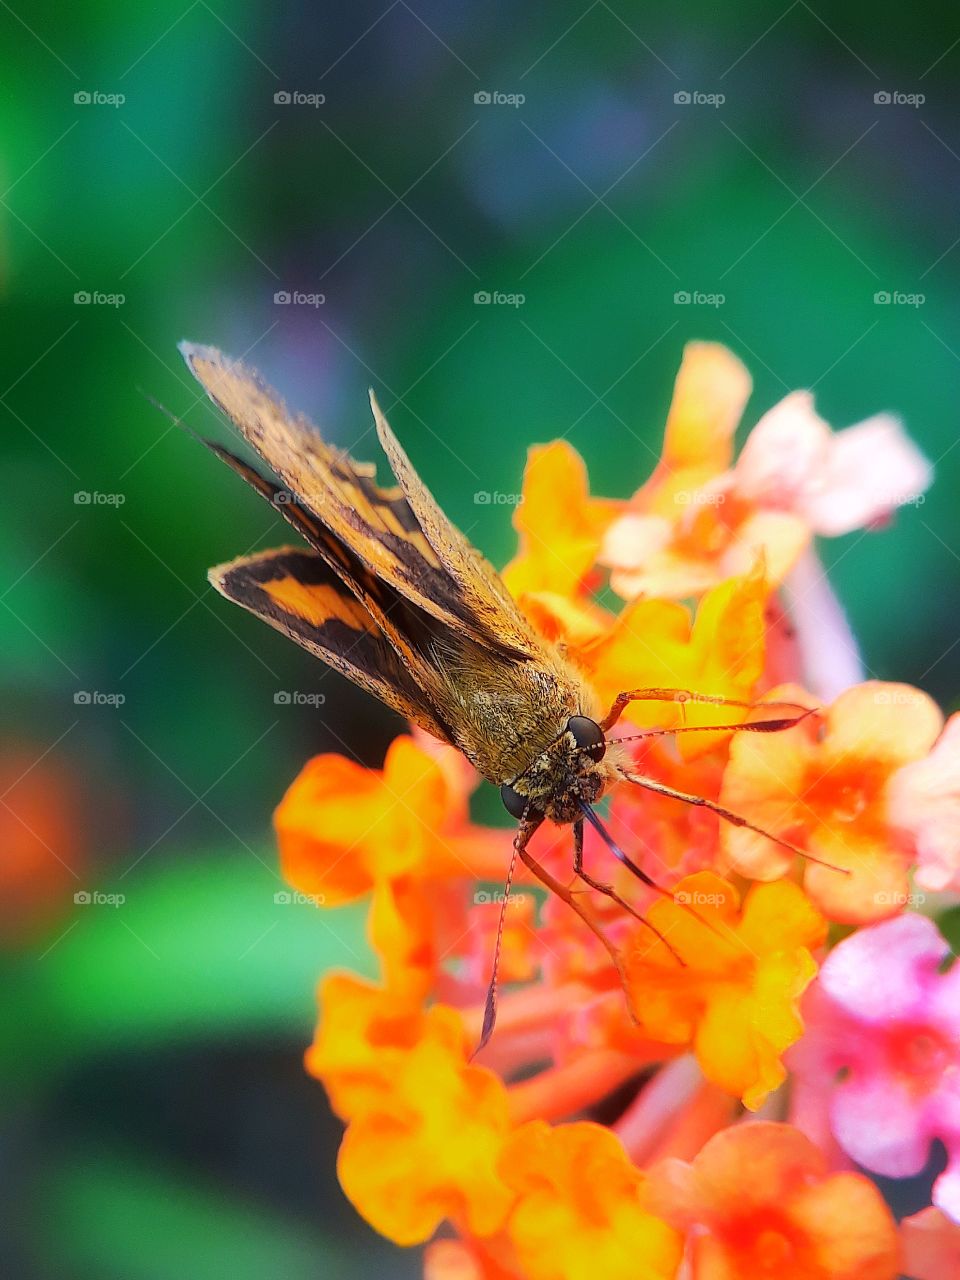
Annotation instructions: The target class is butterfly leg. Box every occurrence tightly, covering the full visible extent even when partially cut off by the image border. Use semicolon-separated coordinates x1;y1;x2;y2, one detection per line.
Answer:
477;813;633;1051
570;814;686;962
516;823;633;988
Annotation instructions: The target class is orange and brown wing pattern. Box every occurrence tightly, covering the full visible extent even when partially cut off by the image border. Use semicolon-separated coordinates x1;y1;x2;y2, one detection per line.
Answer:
197;441;460;708
368;391;546;661
180;343;537;660
209;546;453;740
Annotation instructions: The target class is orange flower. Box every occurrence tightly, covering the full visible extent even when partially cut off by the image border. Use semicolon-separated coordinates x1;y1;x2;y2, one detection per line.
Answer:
0;749;85;944
900;1207;960;1280
309;975;514;1246
260;346;947;1277
578;563;771;753
500;1121;682;1280
424;1239;514;1279
306;972;427;1120
275;735;506;906
508;564;773;758
601;342;808;599
624;873;826;1109
649;1122;899;1280
720;682;943;922
501;441;620;599
636;340;753;498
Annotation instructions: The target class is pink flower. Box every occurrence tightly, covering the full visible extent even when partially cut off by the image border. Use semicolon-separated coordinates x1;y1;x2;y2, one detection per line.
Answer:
889;712;960;892
601;343;931;601
793;914;960;1221
734;393;931;537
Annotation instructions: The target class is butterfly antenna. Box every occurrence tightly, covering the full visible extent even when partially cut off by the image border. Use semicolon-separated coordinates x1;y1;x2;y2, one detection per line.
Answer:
139;389;207;446
617;768;850;875
475;819;524;1055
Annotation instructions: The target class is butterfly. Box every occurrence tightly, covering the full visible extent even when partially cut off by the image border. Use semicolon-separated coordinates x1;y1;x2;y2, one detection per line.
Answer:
179;343;816;1045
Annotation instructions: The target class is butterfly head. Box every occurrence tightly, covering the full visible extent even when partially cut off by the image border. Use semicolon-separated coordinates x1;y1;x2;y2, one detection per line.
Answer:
500;714;622;825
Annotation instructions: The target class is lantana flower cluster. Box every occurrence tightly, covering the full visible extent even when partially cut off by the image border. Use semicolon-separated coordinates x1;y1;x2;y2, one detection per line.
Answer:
276;343;960;1279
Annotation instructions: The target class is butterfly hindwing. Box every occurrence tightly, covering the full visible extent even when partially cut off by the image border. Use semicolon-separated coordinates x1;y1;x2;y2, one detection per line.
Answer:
209;546;453;740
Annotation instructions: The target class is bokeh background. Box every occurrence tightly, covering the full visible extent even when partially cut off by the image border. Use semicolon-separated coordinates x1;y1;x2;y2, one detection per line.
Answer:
3;2;960;1276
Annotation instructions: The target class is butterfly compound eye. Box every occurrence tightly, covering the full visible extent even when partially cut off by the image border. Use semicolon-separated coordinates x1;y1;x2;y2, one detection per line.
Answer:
568;715;606;761
500;783;533;820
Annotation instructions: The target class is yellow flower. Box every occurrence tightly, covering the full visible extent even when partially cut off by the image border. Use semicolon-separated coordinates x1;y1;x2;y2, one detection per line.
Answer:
500;1121;682;1280
624;873;826;1109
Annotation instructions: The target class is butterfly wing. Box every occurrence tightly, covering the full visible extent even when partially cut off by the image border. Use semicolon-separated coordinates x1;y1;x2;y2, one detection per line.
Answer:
368;390;546;660
210;546;454;741
180;343;542;661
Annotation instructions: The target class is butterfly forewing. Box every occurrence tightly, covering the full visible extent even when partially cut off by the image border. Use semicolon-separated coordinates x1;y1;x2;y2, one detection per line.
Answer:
181;343;535;659
182;342;594;784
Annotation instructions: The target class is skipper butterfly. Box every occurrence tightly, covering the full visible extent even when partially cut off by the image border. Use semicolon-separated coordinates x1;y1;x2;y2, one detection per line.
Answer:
180;343;815;1044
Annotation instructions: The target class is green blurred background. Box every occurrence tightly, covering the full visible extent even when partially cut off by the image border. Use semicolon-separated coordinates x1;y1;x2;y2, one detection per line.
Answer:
3;2;960;1275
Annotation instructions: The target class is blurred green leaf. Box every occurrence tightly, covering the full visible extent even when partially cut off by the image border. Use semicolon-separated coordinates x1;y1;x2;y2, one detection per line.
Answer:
34;1145;418;1280
3;849;373;1080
